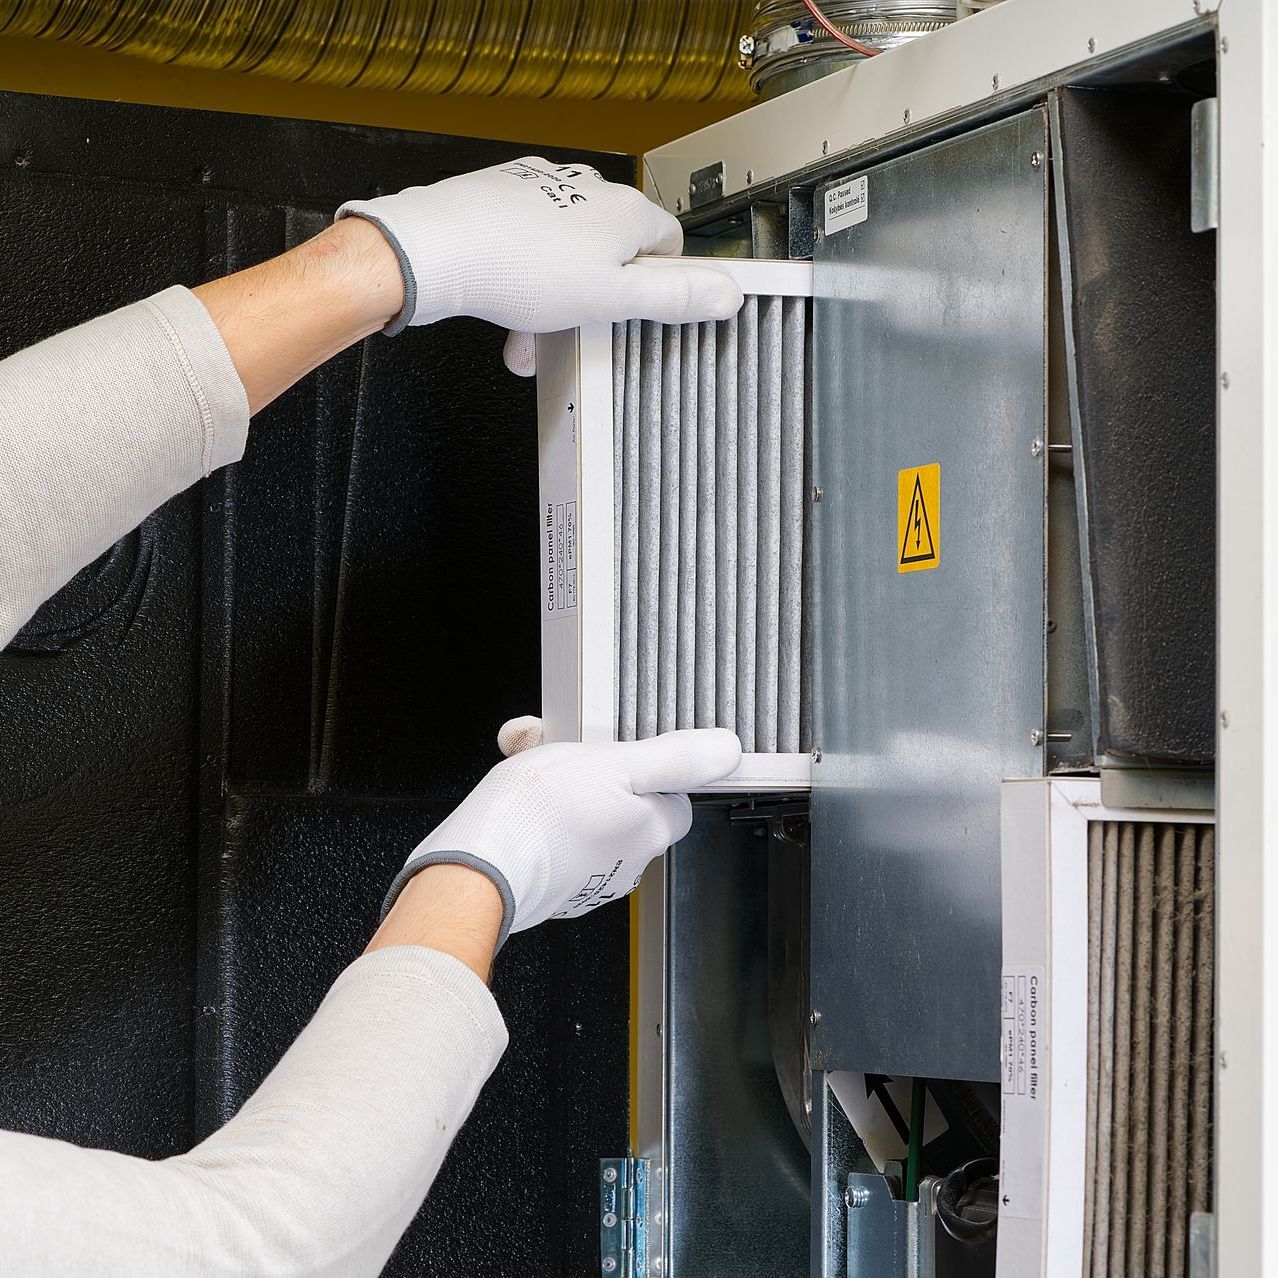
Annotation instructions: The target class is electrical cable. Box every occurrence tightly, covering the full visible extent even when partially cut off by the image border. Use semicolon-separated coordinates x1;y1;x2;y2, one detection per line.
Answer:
904;1077;926;1201
799;0;883;58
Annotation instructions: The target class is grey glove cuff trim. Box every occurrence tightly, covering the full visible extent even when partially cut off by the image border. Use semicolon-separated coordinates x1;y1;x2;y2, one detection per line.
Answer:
380;851;517;952
334;207;416;337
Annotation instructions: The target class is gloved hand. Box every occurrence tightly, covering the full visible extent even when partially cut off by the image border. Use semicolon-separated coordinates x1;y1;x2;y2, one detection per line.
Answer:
336;156;743;374
383;721;742;948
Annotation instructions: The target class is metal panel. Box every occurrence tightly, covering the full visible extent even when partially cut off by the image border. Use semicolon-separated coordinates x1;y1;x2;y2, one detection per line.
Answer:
810;109;1048;1082
642;0;1214;211
665;811;810;1277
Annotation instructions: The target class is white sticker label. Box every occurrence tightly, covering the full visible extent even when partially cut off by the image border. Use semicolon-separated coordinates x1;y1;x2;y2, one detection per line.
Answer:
999;964;1046;1220
824;175;868;235
541;396;578;617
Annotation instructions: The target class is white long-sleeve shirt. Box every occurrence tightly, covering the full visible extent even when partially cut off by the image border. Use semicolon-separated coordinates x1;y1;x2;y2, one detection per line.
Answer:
0;287;509;1275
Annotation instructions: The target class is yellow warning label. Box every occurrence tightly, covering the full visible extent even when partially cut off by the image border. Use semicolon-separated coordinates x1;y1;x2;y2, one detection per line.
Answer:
897;464;940;573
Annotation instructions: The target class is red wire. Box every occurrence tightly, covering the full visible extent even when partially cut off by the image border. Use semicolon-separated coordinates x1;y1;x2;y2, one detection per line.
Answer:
800;0;882;58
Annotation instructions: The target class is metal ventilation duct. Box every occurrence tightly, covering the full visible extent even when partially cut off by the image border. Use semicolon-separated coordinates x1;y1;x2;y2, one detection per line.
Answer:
0;0;753;99
612;297;812;753
745;1;955;97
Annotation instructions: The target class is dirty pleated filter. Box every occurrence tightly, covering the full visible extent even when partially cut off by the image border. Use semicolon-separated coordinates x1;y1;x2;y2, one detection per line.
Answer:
612;296;812;753
1084;821;1214;1278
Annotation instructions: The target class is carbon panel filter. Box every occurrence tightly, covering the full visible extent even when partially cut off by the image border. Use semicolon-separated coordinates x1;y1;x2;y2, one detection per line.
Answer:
1084;822;1214;1278
613;296;811;752
536;258;814;791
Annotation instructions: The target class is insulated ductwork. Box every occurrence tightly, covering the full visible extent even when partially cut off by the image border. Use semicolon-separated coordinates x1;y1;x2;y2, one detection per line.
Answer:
744;1;956;98
0;0;753;99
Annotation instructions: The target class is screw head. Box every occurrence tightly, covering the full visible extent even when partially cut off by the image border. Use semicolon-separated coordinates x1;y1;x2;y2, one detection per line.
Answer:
822;139;830;155
811;746;823;763
739;33;756;56
1030;729;1044;746
1087;36;1097;53
1030;438;1044;456
810;1009;822;1025
813;226;822;243
1030;151;1043;170
675;196;683;212
602;1211;618;1229
845;1185;871;1209
903;108;911;124
1221;35;1229;53
992;73;1000;91
813;485;824;502
1221;371;1231;389
603;1258;618;1273
603;1166;619;1183
746;168;755;184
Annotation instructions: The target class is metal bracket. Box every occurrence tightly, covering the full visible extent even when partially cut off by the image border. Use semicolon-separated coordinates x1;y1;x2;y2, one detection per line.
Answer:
1189;1211;1216;1278
600;1157;650;1277
845;1172;939;1278
1190;97;1219;233
688;161;725;210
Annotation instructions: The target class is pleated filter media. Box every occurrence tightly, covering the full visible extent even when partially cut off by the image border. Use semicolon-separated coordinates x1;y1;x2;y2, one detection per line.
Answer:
536;258;814;790
1083;821;1214;1278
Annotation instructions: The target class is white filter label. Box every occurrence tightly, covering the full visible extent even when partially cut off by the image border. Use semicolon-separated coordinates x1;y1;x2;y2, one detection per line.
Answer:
999;964;1046;1220
540;394;579;618
824;176;868;235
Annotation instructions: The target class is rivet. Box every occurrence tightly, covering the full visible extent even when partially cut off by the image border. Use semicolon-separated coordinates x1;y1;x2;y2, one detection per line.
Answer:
903;108;911;124
1030;151;1043;171
603;1166;619;1183
1030;729;1044;746
746;168;755;184
675;197;683;212
822;139;830;155
1221;710;1230;728
992;73;1000;91
1221;35;1229;53
813;485;824;502
603;1258;618;1273
1087;36;1097;53
1221;371;1231;389
602;1212;618;1229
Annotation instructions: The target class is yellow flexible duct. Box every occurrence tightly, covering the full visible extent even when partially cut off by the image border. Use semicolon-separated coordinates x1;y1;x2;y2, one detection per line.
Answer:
0;0;754;100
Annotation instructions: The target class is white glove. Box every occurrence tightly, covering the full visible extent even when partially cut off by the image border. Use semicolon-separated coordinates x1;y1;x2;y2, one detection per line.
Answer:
336;156;743;374
384;721;742;947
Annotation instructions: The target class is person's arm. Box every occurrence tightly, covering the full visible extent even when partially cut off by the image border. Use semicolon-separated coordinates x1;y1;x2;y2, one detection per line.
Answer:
0;865;506;1278
0;728;740;1277
0;156;741;650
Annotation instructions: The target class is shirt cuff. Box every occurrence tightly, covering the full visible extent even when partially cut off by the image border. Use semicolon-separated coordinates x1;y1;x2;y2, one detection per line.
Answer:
142;285;250;474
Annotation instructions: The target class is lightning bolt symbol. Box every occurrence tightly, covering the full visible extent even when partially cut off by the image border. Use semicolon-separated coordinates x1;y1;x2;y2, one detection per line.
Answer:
914;499;921;550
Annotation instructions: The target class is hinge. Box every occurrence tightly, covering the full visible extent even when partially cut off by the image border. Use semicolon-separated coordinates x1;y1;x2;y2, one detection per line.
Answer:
600;1157;650;1277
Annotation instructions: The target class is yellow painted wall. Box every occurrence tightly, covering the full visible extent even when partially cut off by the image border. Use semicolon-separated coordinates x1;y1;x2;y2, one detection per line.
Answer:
0;35;746;157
